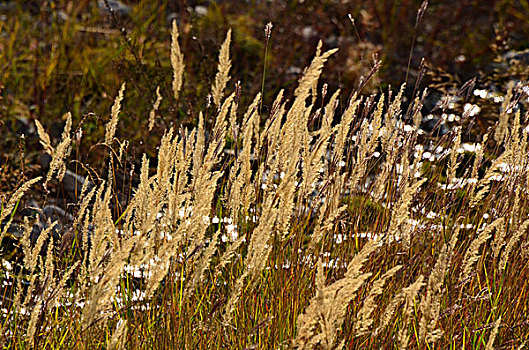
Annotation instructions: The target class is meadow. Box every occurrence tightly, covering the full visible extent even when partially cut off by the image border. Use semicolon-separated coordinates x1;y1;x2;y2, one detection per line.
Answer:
1;1;529;349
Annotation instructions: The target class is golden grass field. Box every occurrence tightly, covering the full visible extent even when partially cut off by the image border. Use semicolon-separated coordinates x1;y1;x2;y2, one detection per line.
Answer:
1;1;529;349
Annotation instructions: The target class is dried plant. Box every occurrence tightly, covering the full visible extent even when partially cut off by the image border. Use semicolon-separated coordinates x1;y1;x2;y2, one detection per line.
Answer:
354;265;402;336
447;127;462;183
459;218;504;283
105;83;126;145
499;219;529;271
419;229;459;345
294;241;377;349
171;20;185;102
398;275;425;349
148;86;162;131
0;177;41;243
3;16;529;350
211;29;232;107
35;112;73;189
227;93;261;216
485;316;502;350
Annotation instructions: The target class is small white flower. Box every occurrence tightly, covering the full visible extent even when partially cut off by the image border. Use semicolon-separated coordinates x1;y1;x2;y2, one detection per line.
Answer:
226;224;238;241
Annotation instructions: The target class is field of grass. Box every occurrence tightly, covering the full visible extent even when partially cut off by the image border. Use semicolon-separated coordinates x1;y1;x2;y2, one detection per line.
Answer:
1;1;529;349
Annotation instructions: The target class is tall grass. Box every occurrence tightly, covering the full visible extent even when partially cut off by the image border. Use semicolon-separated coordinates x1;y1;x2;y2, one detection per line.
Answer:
1;22;529;350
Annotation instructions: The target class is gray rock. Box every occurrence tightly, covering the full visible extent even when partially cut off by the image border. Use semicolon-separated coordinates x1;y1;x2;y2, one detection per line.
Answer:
97;0;131;17
421;117;450;137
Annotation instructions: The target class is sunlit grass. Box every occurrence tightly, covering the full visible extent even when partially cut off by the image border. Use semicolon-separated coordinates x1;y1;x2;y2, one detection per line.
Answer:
1;2;529;349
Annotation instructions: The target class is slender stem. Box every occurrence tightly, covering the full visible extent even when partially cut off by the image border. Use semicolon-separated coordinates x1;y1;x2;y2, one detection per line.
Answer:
404;31;417;88
260;43;269;115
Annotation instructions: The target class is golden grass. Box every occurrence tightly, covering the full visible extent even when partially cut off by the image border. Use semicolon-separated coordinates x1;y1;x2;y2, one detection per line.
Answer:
105;83;126;146
211;29;232;108
1;24;529;350
170;20;185;103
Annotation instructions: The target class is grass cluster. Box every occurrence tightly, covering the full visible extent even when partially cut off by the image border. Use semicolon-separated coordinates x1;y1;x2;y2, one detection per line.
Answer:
1;10;529;350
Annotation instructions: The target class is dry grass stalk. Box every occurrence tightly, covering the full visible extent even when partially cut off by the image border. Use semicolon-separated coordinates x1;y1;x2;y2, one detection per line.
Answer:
459;217;504;283
320;84;332;131
375;280;406;335
332;96;360;179
108;318;127;350
126;148;184;299
293;42;337;102
309;206;347;252
5;220;33;332
6;22;529;350
83;234;137;328
509;109;521;153
299;90;339;201
76;186;98;254
506;110;528;189
300;97;360;246
86;184;112;283
499;218;529;271
192;112;206;185
105;83;126;145
0;177;41;243
492;207;509;262
271;44;337;238
154;128;179;202
185;228;221;296
224;192;279;323
397;274;425;349
171;20;185;102
34;119;53;155
275;156;301;239
36;112;73;188
273;114;307;236
387;177;427;245
349;95;384;188
294;241;376;349
227;93;261;216
381;85;405;149
169;129;195;216
215;235;246;275
19;219;51;315
185;167;223;263
372;144;396;201
494;82;514;144
202;93;234;174
148;86;162;131
372;86;406;200
211;29;232;107
411;93;425;128
26;231;80;349
308;172;348;251
447;127;462;183
294;258;327;349
259;89;285;155
485;316;502;350
418;228;459;345
122;155;153;239
26;294;43;349
22;219;56;274
116;113;222;303
299;131;333;202
469;132;488;194
470;149;511;209
354;265;402;336
82;182;122;328
229;83;240;140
